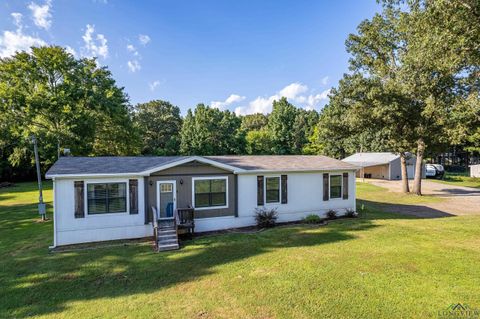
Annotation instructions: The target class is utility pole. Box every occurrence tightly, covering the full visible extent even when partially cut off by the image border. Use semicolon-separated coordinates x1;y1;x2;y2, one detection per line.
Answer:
31;135;46;221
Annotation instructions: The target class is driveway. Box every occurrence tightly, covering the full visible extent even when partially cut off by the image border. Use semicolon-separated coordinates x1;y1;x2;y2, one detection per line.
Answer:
362;179;480;217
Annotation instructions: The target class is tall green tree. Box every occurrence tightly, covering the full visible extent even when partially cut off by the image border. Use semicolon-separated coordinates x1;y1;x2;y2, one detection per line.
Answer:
240;113;268;132
0;46;138;174
133;100;182;155
267;97;298;155
293;109;319;154
245;129;273;155
391;0;480;194
180;104;244;155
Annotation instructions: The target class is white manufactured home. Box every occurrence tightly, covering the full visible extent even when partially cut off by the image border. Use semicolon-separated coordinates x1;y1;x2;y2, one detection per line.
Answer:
46;155;358;248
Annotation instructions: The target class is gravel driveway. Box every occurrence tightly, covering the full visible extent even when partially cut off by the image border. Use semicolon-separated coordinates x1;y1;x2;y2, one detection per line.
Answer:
362;179;480;217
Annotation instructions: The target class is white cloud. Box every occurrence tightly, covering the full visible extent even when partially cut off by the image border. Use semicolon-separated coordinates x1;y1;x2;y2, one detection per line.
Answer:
149;80;161;91
81;24;108;59
211;94;246;110
234;83;331;116
305;89;331;109
28;0;52;30
126;44;139;56
279;82;308;100
0;11;47;58
11;13;23;29
138;34;150;45
65;45;77;56
321;76;329;85
127;59;141;72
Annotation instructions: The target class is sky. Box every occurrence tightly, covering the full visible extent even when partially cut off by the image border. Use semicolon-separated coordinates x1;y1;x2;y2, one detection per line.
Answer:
0;0;381;115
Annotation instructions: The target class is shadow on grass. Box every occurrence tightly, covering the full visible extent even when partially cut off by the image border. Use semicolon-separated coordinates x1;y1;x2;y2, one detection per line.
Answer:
358;199;455;218
432;188;480;197
0;213;377;318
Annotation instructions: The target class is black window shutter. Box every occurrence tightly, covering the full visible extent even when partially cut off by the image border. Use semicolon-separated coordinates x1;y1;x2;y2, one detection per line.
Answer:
281;175;288;204
74;181;85;218
129;179;139;214
323;173;329;201
257;176;264;206
343;172;349;200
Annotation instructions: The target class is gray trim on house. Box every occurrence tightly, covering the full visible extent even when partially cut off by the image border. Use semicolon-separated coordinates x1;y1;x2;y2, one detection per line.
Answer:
146;162;236;220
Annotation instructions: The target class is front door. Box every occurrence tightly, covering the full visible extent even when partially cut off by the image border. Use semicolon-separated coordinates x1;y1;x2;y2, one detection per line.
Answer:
156;181;176;218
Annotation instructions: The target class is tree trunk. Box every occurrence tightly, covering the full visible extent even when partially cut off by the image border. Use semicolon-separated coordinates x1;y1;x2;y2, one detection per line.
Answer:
400;152;410;193
413;138;425;195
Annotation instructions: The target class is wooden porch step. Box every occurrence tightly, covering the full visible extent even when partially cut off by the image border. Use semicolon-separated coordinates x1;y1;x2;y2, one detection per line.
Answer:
158;243;180;251
156;227;179;252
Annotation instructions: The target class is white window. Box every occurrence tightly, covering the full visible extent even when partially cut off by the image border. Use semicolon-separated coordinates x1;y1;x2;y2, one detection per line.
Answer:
87;182;127;214
160;183;173;193
329;175;342;199
265;176;280;204
192;177;228;210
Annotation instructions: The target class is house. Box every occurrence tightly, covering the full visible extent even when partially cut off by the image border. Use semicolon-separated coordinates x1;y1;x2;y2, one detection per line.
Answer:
342;152;425;180
45;155;358;247
470;164;480;178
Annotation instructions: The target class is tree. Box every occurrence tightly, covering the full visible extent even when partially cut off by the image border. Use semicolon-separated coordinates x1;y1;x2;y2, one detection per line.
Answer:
0;46;139;174
240;113;268;132
267;97;298;154
293;109;319;154
179;104;244;155
245;129;273;155
133;100;182;155
344;8;426;193
392;0;480;194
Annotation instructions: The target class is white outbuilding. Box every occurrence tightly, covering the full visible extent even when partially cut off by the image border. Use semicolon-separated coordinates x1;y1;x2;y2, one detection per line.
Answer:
470;164;480;178
342;152;425;180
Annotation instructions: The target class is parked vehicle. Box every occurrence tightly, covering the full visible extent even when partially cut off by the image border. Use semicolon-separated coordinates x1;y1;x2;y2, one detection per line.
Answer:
425;164;445;179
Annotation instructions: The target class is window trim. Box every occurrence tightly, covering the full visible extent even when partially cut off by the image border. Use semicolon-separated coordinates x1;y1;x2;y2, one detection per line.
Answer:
84;180;129;216
192;176;229;210
329;174;343;200
264;175;281;205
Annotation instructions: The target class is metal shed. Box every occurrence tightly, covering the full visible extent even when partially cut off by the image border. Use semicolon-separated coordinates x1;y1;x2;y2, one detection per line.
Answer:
342;152;425;180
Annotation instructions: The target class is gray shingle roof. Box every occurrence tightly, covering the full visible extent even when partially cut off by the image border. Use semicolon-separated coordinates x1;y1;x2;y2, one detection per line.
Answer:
46;155;358;177
206;155;357;171
342;152;399;166
46;156;186;176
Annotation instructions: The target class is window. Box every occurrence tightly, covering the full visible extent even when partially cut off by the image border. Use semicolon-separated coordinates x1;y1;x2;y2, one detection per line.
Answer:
193;178;227;209
265;176;280;203
160;183;173;193
87;183;127;214
330;175;342;199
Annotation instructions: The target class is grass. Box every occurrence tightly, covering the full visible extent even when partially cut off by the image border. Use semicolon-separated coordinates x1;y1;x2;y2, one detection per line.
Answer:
356;182;444;205
429;172;480;189
1;182;480;318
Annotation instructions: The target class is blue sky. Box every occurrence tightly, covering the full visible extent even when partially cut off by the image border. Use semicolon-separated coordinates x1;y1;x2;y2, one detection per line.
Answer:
0;0;381;114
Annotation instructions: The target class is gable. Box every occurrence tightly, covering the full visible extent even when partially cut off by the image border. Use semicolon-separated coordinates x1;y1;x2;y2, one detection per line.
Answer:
150;160;232;176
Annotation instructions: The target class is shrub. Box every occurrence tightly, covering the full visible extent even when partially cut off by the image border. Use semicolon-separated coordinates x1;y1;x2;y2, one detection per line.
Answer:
345;209;357;218
303;214;322;224
254;207;278;228
326;209;337;220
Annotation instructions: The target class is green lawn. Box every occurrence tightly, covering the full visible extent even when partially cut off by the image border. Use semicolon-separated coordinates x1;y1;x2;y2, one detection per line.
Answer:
1;182;480;318
356;182;444;205
429;172;480;189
